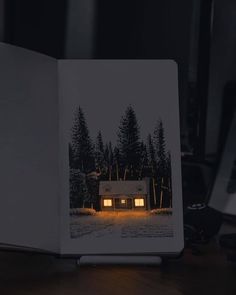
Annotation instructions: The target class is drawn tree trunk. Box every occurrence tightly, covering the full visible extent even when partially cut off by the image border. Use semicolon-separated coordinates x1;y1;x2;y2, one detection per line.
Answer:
166;151;172;208
109;165;112;181
124;167;128;180
116;163;119;180
147;134;157;207
160;177;164;208
168;178;172;208
152;177;157;206
114;147;120;180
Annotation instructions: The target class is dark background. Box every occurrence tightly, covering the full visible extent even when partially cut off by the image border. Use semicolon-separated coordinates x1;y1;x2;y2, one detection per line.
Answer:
1;0;236;207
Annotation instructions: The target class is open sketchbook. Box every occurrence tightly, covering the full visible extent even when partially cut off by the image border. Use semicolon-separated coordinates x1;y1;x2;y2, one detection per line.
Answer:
0;43;183;256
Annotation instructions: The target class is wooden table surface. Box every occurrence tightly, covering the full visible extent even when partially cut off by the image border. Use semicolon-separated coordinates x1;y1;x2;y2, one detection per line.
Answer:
0;242;235;295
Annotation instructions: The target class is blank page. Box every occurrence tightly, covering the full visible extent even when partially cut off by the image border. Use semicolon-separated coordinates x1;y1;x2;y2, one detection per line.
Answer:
0;43;60;252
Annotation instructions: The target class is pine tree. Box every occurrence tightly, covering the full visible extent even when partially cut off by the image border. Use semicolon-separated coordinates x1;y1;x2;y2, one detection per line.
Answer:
166;151;172;208
108;142;114;165
108;142;114;180
104;142;114;180
86;175;99;209
69;168;88;208
147;134;157;176
139;141;149;179
147;134;158;207
103;143;108;179
154;120;171;208
71;107;95;173
166;151;172;179
69;142;75;169
154;120;167;178
95;131;106;174
117;105;141;179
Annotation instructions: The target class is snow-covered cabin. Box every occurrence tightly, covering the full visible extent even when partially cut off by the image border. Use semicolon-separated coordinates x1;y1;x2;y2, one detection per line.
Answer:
99;180;150;211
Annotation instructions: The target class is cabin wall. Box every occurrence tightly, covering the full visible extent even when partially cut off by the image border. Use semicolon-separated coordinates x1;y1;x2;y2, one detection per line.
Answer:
100;195;147;211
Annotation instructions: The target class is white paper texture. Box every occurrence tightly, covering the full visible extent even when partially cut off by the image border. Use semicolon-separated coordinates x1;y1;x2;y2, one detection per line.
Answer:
0;43;60;252
58;60;184;255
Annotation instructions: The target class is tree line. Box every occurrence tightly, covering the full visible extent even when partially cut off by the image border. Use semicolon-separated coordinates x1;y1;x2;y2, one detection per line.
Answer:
69;105;172;210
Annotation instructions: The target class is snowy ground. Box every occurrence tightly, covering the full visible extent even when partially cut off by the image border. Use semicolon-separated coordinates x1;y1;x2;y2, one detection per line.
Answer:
70;211;173;239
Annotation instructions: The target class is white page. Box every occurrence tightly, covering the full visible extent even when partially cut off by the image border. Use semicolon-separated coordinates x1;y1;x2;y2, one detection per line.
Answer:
59;60;184;255
0;43;60;252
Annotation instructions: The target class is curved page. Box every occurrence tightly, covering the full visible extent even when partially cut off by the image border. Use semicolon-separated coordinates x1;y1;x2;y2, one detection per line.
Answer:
0;43;59;253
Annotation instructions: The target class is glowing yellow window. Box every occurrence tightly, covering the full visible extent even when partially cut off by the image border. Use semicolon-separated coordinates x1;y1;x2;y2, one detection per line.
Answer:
103;199;112;207
134;198;144;207
121;199;126;204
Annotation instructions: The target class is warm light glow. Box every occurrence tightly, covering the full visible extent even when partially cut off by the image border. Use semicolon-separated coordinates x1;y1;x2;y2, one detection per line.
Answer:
134;198;144;207
121;199;126;204
103;199;112;207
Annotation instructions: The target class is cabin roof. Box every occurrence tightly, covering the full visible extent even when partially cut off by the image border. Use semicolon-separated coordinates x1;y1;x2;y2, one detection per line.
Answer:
99;180;148;196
